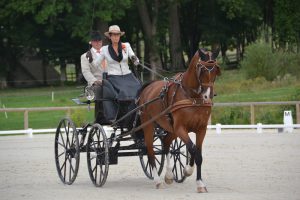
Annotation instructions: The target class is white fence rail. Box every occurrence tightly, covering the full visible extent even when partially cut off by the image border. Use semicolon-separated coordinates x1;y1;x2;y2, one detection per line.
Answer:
0;124;299;137
0;101;299;130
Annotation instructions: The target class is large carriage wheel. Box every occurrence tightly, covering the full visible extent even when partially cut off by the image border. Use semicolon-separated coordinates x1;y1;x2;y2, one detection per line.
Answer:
139;135;165;179
170;138;190;183
86;123;109;187
54;118;80;185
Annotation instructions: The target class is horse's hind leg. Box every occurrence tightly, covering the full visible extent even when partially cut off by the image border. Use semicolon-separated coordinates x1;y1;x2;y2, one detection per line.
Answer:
142;117;164;188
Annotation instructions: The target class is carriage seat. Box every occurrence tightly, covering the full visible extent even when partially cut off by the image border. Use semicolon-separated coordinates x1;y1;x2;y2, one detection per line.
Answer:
94;79;136;125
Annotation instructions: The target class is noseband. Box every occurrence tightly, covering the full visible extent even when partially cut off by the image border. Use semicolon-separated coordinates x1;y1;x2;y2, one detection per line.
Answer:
193;59;217;94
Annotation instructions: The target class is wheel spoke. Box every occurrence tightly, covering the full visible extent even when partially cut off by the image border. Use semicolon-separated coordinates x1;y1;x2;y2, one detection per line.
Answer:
67;156;75;173
94;164;98;183
59;131;66;147
57;151;65;158
92;164;97;173
57;141;65;148
60;159;66;171
155;156;161;165
63;155;67;182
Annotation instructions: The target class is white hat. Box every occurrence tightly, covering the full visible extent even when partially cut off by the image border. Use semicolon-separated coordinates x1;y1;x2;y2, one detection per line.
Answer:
104;25;125;37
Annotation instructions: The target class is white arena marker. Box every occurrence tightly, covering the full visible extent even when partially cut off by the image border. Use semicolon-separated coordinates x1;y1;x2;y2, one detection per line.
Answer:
27;128;33;138
216;123;221;134
283;111;293;133
257;123;262;134
3;104;8;119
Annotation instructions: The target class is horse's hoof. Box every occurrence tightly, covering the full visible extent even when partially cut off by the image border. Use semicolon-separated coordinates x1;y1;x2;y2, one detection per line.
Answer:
156;182;165;189
164;176;173;185
197;187;208;193
183;165;194;177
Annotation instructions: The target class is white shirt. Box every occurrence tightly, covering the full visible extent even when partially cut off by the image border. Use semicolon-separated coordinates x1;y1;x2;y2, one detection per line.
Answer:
91;47;101;58
93;42;136;76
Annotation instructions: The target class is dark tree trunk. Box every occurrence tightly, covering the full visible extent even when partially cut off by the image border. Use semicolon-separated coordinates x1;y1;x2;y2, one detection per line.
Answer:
42;59;48;86
60;58;66;86
95;20;108;45
169;1;184;70
74;58;81;83
136;0;161;80
180;0;201;61
263;0;274;43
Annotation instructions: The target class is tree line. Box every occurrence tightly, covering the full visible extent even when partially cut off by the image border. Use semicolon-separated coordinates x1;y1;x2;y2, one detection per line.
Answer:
0;0;299;86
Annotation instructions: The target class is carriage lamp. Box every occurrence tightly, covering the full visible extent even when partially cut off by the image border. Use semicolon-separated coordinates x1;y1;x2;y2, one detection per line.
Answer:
85;86;95;101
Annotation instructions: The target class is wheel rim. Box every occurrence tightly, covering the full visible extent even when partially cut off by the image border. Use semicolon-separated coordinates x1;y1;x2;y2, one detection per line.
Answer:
87;123;109;187
139;136;165;179
170;138;189;183
54;118;80;185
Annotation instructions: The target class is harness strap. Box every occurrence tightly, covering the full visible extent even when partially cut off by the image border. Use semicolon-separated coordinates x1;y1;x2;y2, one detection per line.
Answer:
119;104;173;137
111;96;161;126
170;98;212;113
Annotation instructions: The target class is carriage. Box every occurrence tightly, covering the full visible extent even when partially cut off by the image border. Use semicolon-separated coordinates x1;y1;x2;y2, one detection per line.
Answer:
54;74;189;187
54;48;220;192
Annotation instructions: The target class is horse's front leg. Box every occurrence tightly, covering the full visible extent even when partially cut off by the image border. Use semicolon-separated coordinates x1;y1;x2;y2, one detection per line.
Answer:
163;133;175;185
186;130;207;193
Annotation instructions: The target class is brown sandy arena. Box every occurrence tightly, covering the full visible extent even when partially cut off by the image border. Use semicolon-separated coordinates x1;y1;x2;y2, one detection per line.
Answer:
0;129;300;200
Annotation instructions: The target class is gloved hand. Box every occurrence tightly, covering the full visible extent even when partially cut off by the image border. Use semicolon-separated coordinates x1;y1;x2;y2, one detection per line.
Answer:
131;55;139;66
86;50;93;63
92;80;102;86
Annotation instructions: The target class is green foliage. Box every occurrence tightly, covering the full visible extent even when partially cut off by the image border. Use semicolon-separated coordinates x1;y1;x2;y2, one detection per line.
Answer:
273;0;300;48
255;105;295;124
240;42;276;81
212;107;250;124
240;41;300;81
70;109;88;127
218;0;245;19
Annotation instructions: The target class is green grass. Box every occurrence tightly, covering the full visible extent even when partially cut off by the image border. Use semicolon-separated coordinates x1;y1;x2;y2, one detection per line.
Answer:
0;70;299;130
0;85;94;130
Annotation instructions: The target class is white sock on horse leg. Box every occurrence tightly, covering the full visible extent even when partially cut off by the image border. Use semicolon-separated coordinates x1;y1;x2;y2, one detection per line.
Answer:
184;165;195;176
153;167;162;186
196;180;206;188
165;153;173;179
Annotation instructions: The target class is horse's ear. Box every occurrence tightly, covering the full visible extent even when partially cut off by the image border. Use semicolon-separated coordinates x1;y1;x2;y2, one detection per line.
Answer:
198;48;207;61
212;48;220;60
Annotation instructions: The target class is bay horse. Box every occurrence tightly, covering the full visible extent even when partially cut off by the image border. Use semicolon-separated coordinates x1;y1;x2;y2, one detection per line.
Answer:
138;48;221;192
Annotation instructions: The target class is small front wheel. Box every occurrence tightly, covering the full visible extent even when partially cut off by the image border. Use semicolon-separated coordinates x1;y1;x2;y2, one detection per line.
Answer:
86;123;109;187
54;118;80;185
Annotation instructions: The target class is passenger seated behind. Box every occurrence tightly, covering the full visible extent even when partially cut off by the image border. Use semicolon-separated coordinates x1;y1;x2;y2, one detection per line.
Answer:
86;25;141;121
81;30;107;123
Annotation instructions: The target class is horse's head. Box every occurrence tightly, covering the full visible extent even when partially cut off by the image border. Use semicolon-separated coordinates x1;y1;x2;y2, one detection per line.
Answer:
192;48;221;101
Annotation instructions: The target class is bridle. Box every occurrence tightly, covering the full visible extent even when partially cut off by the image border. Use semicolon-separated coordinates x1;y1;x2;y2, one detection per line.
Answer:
193;59;218;95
